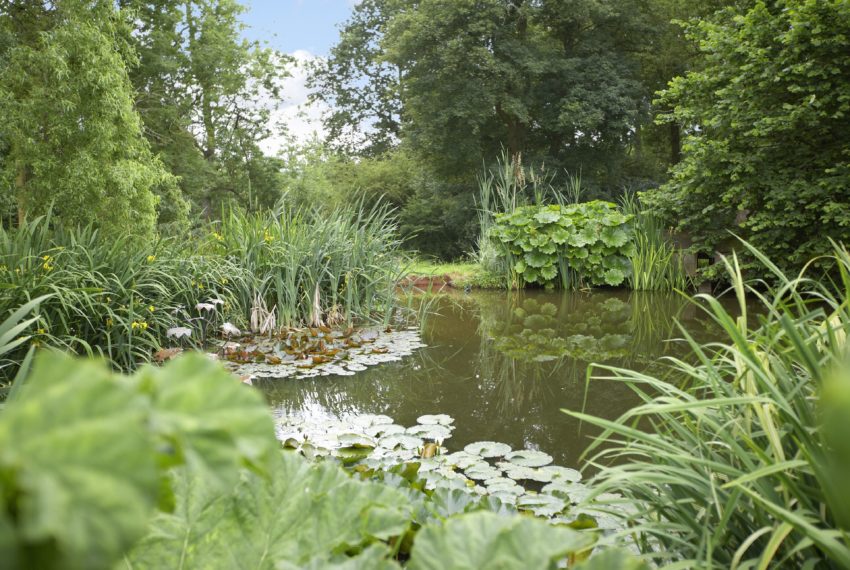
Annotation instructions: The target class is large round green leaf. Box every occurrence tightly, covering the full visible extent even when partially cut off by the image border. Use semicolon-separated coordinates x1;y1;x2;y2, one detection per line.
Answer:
408;511;594;570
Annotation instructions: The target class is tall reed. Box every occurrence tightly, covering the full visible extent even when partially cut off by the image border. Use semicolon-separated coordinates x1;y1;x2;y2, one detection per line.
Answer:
566;242;850;568
620;191;691;291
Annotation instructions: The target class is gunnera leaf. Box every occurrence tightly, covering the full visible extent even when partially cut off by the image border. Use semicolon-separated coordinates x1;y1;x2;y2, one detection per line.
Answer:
407;511;595;570
134;353;278;486
0;353;159;570
127;453;412;569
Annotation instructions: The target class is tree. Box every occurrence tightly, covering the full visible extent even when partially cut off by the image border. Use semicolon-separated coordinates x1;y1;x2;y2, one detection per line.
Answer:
647;0;850;273
119;0;289;216
0;0;177;237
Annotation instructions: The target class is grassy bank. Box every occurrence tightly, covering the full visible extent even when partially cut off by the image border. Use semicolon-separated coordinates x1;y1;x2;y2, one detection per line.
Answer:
406;260;504;289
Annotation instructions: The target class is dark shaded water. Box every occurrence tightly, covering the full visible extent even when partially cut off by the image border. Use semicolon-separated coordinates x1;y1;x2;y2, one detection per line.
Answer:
259;290;724;469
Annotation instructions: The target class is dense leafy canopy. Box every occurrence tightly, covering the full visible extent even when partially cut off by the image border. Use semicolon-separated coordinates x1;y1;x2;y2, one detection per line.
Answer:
647;0;850;273
0;0;174;238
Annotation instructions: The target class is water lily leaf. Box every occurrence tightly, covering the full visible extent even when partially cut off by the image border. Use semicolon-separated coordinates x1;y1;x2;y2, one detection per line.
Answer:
406;424;452;441
380;434;423;450
337;434;376;449
498;463;552;483
351;414;394;428
517;493;566;517
464;441;511;458
365;424;406;438
407;511;594;570
464;464;502;481
443;451;481;470
538;466;581;482
416;414;454;426
505;450;553;468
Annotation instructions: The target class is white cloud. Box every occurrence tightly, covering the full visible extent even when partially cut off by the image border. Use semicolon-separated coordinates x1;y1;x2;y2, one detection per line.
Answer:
260;49;328;155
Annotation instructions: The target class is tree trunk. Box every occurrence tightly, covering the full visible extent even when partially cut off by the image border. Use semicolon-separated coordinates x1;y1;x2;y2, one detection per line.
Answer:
670;122;682;164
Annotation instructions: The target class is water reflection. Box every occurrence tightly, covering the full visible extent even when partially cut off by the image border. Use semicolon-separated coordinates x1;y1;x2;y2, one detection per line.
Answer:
260;290;718;468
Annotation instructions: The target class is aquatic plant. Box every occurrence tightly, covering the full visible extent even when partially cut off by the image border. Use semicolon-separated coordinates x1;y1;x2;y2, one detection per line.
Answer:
568;242;850;567
0;203;405;379
489;202;634;288
619;191;691;291
0;350;641;569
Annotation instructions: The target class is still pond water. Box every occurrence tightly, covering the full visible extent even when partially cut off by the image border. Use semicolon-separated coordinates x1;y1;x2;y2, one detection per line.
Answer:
258;290;723;470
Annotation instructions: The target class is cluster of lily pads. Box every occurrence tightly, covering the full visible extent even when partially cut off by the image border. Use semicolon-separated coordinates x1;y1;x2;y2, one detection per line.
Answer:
276;412;632;531
215;327;426;381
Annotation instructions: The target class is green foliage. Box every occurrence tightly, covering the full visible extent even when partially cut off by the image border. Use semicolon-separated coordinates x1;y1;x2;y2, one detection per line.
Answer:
0;351;277;570
119;0;289;219
0;0;176;238
211;203;404;328
567;243;850;567
0;204;403;378
408;511;593;569
490;202;634;288
0;350;641;569
619;192;691;291
648;0;850;277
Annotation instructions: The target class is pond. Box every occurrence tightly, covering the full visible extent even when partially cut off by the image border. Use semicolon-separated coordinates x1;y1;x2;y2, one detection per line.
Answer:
258;290;725;470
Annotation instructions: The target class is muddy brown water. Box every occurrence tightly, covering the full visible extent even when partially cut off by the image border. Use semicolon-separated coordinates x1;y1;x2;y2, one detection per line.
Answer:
258;290;729;470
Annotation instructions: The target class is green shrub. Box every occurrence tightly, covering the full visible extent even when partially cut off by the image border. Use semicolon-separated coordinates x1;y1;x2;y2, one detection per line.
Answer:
489;202;634;288
568;242;850;568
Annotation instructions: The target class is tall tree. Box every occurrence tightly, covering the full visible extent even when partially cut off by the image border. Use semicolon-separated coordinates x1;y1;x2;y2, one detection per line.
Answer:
647;0;850;274
0;0;177;237
120;0;289;216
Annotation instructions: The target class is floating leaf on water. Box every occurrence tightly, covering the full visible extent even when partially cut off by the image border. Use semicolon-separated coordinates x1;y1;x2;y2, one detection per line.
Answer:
380;434;423;450
505;449;553;467
464;464;501;481
364;423;406;438
337;433;376;449
538;465;581;482
488;491;518;505
498;463;552;483
517;493;566;517
484;478;524;495
406;424;452;441
443;451;481;470
463;441;511;458
416;414;454;426
541;481;584;500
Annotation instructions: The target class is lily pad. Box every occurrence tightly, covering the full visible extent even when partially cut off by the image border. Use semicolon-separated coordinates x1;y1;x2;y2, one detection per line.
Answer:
463;441;511;458
463;464;502;481
364;423;406;438
416;414;454;426
406;424;452;441
380;434;423;450
442;451;481;470
505;449;553;468
337;433;376;449
517;493;566;517
499;463;552;483
538;465;581;482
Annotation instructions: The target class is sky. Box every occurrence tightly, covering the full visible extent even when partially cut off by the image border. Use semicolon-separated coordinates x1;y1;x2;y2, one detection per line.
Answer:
240;0;358;152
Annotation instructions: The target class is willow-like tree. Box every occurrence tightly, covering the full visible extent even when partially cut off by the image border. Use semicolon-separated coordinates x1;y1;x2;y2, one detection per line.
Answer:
0;0;177;237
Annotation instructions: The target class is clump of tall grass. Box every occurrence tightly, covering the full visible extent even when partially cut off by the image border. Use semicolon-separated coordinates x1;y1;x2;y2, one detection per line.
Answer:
0;203;404;379
567;242;850;568
620;191;691;291
0;215;244;375
210;202;404;328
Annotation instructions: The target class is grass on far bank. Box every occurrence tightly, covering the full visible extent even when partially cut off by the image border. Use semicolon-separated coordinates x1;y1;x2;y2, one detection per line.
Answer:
406;259;505;289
